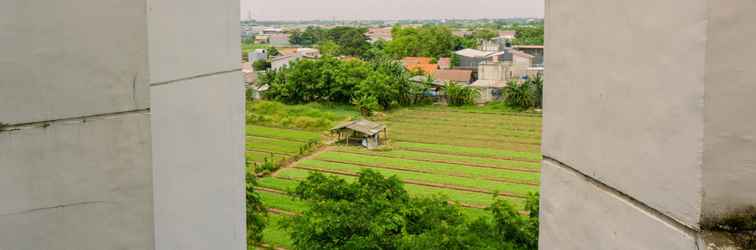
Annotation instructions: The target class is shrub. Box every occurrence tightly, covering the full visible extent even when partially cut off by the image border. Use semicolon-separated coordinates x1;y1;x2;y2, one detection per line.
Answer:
502;80;534;109
352;94;381;116
444;82;479;106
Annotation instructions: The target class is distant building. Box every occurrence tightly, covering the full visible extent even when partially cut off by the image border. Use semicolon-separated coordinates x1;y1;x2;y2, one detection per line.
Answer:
498;30;517;40
432;69;473;85
366;27;393;43
269;34;290;47
331;119;387;149
437;57;451;69
402;57;438;75
454;49;495;70
452;29;472;37
254;35;270;44
470;61;527;103
261;27;284;34
248;49;267;63
513;45;544;67
271;54;303;70
296;48;320;58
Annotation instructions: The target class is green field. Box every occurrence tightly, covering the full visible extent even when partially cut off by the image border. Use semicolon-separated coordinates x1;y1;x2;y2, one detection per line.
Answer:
249;105;542;249
246;125;321;166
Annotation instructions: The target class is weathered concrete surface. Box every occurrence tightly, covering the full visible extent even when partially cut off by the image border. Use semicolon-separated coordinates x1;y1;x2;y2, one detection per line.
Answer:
0;113;154;250
543;0;707;227
0;0;150;124
151;71;246;250
539;160;699;250
701;0;756;220
543;0;756;248
147;0;241;83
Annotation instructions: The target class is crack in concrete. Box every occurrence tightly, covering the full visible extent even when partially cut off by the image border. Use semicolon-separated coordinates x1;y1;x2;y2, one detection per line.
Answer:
542;156;701;237
0;109;150;133
149;68;241;87
0;201;113;217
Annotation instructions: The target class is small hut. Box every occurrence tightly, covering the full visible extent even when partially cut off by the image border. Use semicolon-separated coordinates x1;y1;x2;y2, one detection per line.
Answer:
330;119;387;149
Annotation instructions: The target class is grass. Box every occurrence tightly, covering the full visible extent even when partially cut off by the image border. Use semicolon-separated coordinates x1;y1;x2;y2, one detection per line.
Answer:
395;141;542;161
247;125;322;142
261;214;294;248
247;100;359;131
333;147;541;170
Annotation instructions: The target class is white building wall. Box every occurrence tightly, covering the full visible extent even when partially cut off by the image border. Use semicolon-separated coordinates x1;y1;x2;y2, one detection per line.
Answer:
541;0;756;248
1;0;245;249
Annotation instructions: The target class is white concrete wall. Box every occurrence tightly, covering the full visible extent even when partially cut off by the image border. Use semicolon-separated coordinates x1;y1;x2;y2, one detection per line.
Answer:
701;0;756;220
1;0;245;249
542;0;756;248
1;1;154;249
148;0;246;249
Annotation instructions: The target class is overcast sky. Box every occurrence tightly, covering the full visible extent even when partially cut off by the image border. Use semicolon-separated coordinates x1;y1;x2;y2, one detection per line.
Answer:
240;0;544;21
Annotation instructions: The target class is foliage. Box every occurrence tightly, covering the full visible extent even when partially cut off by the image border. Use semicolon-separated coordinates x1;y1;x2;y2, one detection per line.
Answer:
282;170;539;250
511;25;544;45
352;94;381;117
289;26;326;46
502;75;543;110
246;100;358;130
385;25;458;59
254;155;279;176
290;26;370;57
502;80;534;109
444;82;479;106
268;47;281;57
253;59;271;71
246;164;268;245
259;56;427;111
472;28;498;41
528;75;544;108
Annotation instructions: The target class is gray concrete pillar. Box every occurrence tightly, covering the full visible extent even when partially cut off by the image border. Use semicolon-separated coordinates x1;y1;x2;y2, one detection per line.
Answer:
1;0;244;249
541;0;756;249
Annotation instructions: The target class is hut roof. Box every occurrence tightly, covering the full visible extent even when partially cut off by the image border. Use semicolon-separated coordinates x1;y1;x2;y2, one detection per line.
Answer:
331;119;386;136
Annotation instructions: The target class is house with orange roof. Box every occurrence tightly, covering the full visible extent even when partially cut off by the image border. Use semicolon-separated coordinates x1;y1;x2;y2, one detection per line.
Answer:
401;57;438;75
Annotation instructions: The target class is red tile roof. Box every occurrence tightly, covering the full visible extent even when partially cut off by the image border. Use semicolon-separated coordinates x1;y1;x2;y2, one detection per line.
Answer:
432;69;473;83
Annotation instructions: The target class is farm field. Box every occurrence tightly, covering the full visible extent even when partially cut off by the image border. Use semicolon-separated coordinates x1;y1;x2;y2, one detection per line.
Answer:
249;105;542;249
245;125;322;166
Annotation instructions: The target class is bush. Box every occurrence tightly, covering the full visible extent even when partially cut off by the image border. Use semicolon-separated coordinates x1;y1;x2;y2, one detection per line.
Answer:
352;94;381;117
502;80;534;109
253;60;271;71
444;82;479;106
246;169;267;245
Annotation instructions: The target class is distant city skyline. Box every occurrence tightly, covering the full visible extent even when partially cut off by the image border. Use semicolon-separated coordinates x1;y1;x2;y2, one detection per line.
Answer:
240;0;544;21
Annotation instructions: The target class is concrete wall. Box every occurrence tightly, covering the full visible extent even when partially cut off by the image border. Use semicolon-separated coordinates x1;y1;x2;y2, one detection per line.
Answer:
1;1;154;249
542;0;756;248
1;0;245;249
147;0;245;248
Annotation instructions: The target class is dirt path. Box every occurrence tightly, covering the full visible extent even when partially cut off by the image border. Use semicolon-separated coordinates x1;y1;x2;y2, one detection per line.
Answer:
270;143;335;177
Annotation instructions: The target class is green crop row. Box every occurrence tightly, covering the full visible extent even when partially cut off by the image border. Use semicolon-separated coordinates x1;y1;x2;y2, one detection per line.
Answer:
246;125;322;142
246;136;304;155
395;142;542;161
315;151;540;183
333;147;540;171
294;159;539;195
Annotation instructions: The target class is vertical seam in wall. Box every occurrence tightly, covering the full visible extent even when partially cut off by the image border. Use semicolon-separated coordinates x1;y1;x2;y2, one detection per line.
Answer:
543;156;701;237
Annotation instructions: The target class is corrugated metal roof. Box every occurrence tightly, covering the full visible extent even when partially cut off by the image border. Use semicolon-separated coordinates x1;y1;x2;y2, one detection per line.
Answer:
331;119;386;135
454;48;495;58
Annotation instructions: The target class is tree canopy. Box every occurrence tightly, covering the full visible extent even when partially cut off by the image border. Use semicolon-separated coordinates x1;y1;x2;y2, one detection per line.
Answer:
281;169;539;250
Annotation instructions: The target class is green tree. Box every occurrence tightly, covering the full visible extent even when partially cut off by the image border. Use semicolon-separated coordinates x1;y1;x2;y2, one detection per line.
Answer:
472;28;498;41
385;25;457;59
503;80;534;109
246;165;267;245
253;60;271;71
512;25;544;45
282;170;540;250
